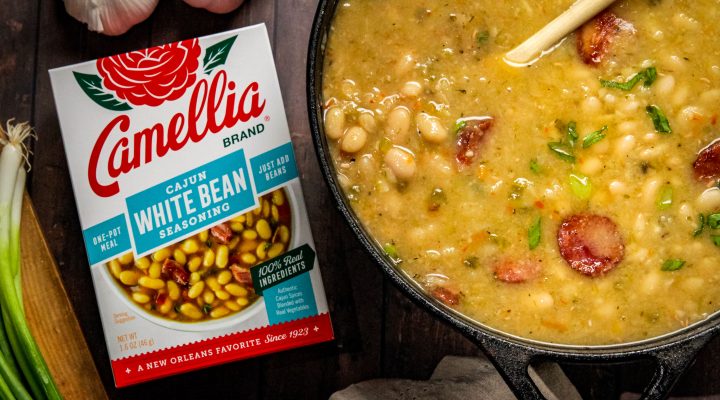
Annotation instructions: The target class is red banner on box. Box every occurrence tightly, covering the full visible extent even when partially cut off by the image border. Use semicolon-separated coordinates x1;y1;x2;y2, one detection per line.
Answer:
111;313;333;387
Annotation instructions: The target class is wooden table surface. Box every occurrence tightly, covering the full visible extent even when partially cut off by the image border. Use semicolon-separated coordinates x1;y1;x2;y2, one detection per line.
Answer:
2;0;720;399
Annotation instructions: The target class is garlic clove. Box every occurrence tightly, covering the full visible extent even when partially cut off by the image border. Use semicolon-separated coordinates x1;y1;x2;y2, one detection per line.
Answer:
182;0;245;14
64;0;159;36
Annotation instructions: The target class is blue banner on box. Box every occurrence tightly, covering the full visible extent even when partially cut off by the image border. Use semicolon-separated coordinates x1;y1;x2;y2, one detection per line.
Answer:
125;149;255;255
250;142;298;194
82;214;132;265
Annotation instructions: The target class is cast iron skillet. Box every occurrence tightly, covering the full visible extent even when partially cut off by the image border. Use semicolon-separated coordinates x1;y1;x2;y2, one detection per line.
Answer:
306;1;720;398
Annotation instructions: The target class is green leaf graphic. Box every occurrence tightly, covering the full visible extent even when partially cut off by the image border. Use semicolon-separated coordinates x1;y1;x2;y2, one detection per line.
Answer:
203;35;238;74
72;72;132;111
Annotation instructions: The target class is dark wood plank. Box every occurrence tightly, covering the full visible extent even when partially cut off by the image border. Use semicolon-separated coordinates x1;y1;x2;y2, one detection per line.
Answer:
0;0;37;123
382;285;479;379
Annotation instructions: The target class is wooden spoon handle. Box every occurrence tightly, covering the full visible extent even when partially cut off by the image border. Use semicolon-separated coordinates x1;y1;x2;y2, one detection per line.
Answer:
505;0;617;65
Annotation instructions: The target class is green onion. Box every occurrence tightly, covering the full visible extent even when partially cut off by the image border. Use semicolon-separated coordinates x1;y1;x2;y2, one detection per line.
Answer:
600;67;657;91
453;120;467;134
383;242;399;261
548;142;575;163
476;31;490;45
529;158;541;174
707;213;720;229
646;105;672;134
429;187;447;211
569;172;592;200
661;259;686;271
712;235;720;247
0;121;61;400
693;214;706;237
528;217;541;250
463;256;478;269
566;121;578;148
656;184;673;210
582;126;608;148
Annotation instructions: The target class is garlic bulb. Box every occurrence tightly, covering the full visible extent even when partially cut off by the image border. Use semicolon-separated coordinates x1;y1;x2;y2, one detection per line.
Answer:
64;0;159;36
183;0;245;14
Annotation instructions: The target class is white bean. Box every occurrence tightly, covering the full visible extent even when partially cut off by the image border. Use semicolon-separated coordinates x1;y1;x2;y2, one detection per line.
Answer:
384;147;416;180
672;85;690;107
655;75;675;96
641;177;661;206
617;121;638;135
358;112;377;133
401;81;423;97
340;126;367;153
696;187;720;212
385;106;411;142
324;107;345;139
614;135;636;157
579;157;603;175
416;113;448;143
581;96;602;114
608;180;628;196
395;53;415;76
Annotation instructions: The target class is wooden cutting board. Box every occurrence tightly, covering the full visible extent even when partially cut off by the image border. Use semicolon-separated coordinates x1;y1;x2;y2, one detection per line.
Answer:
20;194;107;399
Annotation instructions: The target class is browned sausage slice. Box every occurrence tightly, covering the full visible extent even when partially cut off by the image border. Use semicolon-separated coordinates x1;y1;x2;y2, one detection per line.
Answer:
456;117;494;168
210;222;233;244
557;214;624;277
494;259;542;283
431;286;460;306
162;258;190;286
693;140;720;184
576;11;634;65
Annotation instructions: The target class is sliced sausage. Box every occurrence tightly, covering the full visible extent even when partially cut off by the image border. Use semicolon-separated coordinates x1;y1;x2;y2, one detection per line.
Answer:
557;214;624;277
431;286;460;306
494;259;542;283
693;140;720;184
456;117;494;167
161;259;189;286
576;11;634;65
210;222;233;244
230;264;253;286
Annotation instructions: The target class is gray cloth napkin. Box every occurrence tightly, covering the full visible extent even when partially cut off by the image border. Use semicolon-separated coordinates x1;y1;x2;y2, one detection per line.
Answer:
330;355;582;400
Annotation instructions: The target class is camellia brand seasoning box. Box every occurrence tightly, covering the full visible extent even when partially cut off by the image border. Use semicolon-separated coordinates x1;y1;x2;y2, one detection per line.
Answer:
48;24;333;387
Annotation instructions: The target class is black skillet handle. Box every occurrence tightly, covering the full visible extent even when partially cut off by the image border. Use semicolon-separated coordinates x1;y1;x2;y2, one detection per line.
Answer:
474;331;712;400
474;334;546;400
639;336;709;400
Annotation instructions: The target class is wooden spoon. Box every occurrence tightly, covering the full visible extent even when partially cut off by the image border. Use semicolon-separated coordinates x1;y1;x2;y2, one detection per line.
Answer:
505;0;617;66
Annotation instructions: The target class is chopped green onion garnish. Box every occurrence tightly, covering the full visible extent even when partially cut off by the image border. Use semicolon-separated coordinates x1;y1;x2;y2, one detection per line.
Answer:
693;214;706;237
548;142;575;163
476;31;490;45
566;121;578;148
646;105;672;134
582;126;608;148
463;256;479;269
453;120;467;134
429;187;447;211
713;235;720;247
707;213;720;229
600;67;657;91
383;243;399;259
529;158;541;174
661;259;686;271
656;184;673;210
569;172;592;199
202;304;212;314
528;217;541;250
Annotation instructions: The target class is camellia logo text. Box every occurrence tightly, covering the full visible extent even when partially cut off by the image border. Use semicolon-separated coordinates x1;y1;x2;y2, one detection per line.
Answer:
72;36;266;197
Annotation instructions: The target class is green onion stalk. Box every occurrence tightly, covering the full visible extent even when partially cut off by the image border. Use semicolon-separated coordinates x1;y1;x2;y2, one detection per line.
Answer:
0;120;62;400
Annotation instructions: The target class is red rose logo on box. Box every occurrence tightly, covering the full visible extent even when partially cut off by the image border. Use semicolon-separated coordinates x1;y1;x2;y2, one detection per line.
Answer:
72;36;238;111
97;39;201;107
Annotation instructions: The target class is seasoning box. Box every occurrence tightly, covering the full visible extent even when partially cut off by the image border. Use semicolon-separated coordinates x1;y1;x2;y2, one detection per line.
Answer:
48;24;333;387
